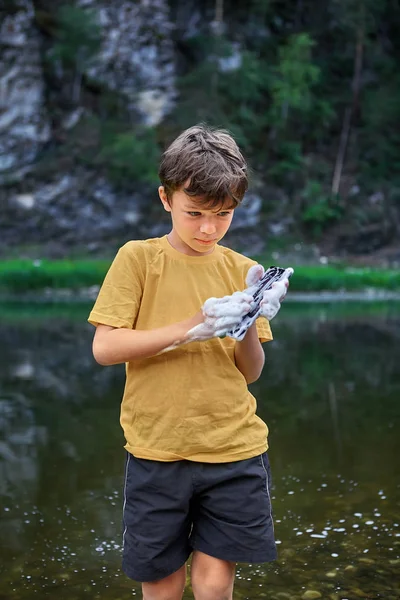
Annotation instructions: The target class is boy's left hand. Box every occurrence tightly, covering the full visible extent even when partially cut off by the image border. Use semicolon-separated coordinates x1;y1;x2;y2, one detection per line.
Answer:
260;279;289;320
246;264;291;321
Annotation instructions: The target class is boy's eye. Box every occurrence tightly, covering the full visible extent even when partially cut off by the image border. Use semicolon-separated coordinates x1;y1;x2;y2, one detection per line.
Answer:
186;211;232;217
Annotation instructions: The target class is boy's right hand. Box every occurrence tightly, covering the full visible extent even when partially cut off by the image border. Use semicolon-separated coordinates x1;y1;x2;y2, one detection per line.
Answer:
185;292;254;342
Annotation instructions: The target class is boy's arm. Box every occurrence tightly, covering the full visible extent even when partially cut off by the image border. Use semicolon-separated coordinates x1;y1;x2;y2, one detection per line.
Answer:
234;322;265;384
92;312;204;365
93;290;255;365
233;263;291;383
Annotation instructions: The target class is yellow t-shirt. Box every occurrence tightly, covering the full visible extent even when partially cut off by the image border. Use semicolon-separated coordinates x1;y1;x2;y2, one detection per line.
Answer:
88;235;273;462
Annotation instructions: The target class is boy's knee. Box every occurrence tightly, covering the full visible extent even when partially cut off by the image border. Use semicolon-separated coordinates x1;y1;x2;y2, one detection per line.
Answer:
142;583;184;600
191;579;232;600
142;565;186;600
191;552;235;600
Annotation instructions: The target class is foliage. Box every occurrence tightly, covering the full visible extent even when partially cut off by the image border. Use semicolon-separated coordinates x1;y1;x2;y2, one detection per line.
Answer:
160;0;400;240
359;73;400;184
37;0;400;243
0;260;399;294
99;128;160;187
270;33;320;122
267;141;304;179
0;260;109;292
170;30;332;199
301;181;342;235
50;4;101;71
279;265;400;292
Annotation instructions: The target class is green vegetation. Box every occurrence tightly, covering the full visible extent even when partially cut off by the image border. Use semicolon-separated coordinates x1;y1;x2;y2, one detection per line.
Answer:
39;0;400;244
1;300;400;325
49;5;101;103
1;259;399;295
283;265;400;292
51;5;101;68
0;259;109;293
0;301;90;323
99;128;160;186
35;0;400;243
165;0;400;238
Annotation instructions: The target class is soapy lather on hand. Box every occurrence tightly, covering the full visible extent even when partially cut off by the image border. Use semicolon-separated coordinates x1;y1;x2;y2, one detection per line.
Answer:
160;264;293;352
185;291;255;342
246;264;293;321
186;264;293;344
158;290;254;353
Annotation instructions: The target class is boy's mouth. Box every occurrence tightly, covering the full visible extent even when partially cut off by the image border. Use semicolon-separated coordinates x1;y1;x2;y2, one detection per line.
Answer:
195;238;216;245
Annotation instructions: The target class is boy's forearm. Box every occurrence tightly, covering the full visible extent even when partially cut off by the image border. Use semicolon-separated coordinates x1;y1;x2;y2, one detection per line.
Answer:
234;323;265;384
93;314;202;365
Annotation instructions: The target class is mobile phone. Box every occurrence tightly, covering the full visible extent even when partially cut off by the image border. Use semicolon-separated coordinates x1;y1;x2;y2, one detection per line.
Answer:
227;266;293;341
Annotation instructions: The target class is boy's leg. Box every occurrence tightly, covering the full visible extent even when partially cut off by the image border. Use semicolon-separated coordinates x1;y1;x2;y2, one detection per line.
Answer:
191;551;235;600
122;454;192;585
189;452;277;597
142;564;186;600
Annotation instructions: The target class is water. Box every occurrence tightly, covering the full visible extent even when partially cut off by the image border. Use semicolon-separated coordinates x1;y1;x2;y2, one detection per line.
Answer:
0;302;399;599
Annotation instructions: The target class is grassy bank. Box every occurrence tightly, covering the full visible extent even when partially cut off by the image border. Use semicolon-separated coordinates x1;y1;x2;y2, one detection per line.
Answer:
2;300;400;326
1;258;400;294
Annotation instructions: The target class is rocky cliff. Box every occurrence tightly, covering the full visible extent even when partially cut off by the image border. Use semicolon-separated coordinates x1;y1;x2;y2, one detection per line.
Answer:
2;1;399;263
0;0;264;258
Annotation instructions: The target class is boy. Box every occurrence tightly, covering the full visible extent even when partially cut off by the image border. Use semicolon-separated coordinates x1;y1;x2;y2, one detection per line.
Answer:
88;124;290;600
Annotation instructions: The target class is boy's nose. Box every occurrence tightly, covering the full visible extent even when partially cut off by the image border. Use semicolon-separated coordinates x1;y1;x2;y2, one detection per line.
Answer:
200;221;217;234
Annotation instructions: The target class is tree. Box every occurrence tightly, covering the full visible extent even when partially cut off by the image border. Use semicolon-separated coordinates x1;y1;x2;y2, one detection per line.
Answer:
329;0;387;195
270;33;320;125
50;5;101;104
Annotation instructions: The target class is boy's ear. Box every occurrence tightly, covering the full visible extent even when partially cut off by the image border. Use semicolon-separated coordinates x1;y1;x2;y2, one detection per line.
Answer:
159;186;172;212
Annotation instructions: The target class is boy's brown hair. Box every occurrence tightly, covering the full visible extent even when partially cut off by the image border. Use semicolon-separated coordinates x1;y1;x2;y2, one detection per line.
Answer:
159;124;248;209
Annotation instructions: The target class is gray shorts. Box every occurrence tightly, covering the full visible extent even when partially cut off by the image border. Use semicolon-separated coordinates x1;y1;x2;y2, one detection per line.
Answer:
122;452;277;582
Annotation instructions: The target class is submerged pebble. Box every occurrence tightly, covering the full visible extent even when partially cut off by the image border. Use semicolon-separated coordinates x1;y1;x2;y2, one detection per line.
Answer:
302;591;322;600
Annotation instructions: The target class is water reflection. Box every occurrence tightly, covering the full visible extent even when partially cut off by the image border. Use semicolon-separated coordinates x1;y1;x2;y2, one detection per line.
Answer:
0;303;399;599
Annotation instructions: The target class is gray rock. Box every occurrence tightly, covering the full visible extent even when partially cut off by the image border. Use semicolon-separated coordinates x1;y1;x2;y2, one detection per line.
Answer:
218;42;242;73
124;210;142;226
12;361;35;380
0;0;51;177
79;0;176;124
369;191;384;205
35;175;75;204
13;194;35;210
61;108;85;131
230;193;263;230
0;169;148;253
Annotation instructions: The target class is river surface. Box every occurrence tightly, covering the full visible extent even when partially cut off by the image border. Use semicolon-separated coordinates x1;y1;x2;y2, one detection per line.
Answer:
0;302;399;600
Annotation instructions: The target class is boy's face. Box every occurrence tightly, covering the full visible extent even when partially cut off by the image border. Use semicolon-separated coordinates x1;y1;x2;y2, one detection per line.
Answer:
159;186;235;256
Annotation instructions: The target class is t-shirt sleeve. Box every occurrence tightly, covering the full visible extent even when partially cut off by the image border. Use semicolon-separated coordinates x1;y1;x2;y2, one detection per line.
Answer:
256;316;273;344
88;242;144;329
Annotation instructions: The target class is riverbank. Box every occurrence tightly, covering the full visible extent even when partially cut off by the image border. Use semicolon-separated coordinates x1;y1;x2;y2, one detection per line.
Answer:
1;298;400;325
1;258;400;295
